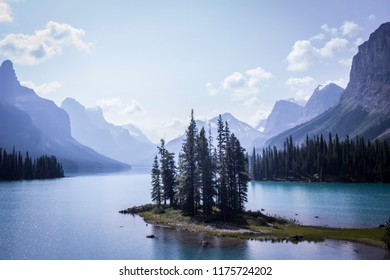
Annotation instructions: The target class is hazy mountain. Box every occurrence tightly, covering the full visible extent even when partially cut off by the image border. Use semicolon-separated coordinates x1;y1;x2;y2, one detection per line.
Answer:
0;60;128;172
121;123;154;145
166;113;261;156
300;83;344;123
61;98;155;166
266;22;390;147
255;118;267;132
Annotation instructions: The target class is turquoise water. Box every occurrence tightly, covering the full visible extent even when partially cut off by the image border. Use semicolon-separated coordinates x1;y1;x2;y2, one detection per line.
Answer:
0;169;389;260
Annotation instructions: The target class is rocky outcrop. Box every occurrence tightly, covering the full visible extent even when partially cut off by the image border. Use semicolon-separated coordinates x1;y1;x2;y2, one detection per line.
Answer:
341;22;390;112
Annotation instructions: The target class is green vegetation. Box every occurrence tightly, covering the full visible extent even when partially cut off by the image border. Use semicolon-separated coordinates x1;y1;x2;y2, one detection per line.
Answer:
251;134;390;182
382;216;390;251
120;204;386;248
0;147;64;180
151;110;250;221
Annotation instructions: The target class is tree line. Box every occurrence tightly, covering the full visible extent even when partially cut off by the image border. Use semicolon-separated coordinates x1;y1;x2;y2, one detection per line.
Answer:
151;110;250;220
251;134;390;183
0;147;64;180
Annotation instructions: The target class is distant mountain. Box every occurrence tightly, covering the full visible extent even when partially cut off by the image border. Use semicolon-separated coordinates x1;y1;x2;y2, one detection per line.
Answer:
300;83;344;123
61;98;155;166
0;60;128;173
266;22;390;147
166;113;261;156
121;123;154;145
255;118;267;132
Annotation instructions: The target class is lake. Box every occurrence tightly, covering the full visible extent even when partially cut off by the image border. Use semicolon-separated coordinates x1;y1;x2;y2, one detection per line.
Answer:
0;168;389;260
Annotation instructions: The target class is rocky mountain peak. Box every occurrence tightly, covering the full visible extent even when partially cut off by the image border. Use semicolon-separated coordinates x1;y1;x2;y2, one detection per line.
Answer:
341;22;390;112
0;60;20;90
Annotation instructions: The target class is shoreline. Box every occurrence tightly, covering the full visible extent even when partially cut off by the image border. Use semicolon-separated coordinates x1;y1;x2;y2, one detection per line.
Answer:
120;205;388;251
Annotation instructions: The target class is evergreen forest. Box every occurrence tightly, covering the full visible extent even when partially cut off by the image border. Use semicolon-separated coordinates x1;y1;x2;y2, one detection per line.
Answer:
0;147;64;180
151;110;250;221
251;134;390;183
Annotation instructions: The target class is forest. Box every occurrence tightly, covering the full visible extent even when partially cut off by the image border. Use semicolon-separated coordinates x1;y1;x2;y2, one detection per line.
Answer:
0;147;64;180
151;110;250;220
251;134;390;183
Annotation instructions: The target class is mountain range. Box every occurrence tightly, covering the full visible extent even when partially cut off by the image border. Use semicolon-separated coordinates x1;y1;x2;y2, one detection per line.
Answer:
61;98;155;166
266;22;390;147
0;60;128;173
1;22;388;172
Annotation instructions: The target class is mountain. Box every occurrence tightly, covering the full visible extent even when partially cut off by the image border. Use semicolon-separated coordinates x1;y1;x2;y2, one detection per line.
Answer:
255;118;267;132
121;123;153;145
0;60;128;173
61;98;155;166
166;113;261;156
252;100;303;147
266;22;390;147
300;83;344;123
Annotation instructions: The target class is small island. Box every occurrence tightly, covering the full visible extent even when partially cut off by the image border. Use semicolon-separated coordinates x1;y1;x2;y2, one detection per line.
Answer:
120;110;390;252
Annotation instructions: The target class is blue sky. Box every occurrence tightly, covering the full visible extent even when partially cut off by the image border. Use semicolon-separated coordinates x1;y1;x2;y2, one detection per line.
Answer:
0;0;389;142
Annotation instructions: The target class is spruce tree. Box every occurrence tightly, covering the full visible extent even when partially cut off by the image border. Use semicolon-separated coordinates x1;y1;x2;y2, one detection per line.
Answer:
151;155;162;206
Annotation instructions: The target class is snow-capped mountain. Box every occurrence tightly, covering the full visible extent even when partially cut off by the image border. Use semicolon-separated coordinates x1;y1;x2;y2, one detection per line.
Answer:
166;113;261;156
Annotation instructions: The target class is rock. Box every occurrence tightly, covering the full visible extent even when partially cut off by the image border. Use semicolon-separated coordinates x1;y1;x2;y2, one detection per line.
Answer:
261;208;265;211
201;241;208;247
315;216;319;218
146;235;156;239
379;224;385;228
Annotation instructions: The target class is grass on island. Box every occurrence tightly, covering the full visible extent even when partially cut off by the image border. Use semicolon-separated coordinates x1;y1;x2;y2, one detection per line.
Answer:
119;204;387;249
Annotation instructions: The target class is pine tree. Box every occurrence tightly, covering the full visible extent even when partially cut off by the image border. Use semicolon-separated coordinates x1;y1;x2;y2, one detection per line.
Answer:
196;127;215;216
151;155;162;206
158;139;176;207
179;109;198;215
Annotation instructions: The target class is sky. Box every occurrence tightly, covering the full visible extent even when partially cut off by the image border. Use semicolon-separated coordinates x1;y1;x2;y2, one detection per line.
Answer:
0;0;389;142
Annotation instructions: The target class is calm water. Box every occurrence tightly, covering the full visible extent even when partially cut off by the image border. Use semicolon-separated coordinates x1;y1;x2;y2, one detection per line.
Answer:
0;168;389;260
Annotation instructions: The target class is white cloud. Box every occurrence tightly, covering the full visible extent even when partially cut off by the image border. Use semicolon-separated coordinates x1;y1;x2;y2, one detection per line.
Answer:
96;98;144;116
207;66;273;106
286;40;318;72
205;82;218;96
319;37;349;57
0;0;12;23
0;21;93;65
21;80;62;95
287;21;358;72
96;98;122;109
368;14;376;22
286;76;317;100
121;99;144;115
338;58;352;67
222;72;246;90
354;37;364;47
340;21;362;38
245;67;274;87
321;24;338;37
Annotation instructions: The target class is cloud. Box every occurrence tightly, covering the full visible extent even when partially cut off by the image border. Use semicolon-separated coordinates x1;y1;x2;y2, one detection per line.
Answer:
208;66;274;105
287;21;362;72
338;58;352;67
121;99;144;115
96;98;122;109
0;21;93;65
340;21;362;38
368;14;376;22
206;82;218;96
20;80;62;95
222;72;246;90
0;0;12;23
286;76;317;100
286;40;318;72
96;98;144;115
